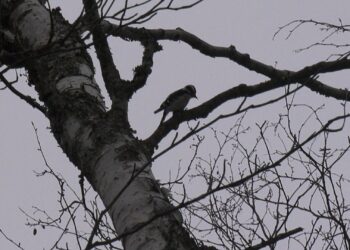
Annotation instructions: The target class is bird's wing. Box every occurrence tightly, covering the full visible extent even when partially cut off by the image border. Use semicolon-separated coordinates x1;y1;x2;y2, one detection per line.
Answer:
154;89;186;113
163;89;186;105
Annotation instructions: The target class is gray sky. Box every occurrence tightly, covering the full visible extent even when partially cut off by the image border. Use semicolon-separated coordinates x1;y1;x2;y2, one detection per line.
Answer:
2;0;350;249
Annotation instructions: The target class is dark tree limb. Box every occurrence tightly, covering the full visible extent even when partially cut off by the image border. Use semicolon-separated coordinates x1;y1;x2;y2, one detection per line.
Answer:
0;73;47;115
102;23;282;79
245;227;303;250
83;0;121;102
117;113;346;249
301;77;350;100
100;23;350;149
129;38;162;96
144;80;275;148
101;23;350;79
144;75;350;150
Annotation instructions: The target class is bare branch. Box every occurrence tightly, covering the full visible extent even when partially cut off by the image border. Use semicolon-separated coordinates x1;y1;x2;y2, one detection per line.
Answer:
83;0;121;102
0;73;47;115
96;112;349;248
129;38;162;95
103;0;204;26
0;228;24;250
103;23;350;100
274;19;350;41
246;227;303;250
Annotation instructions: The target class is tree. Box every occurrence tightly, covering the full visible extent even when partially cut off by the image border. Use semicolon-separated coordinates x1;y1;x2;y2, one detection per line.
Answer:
1;0;350;249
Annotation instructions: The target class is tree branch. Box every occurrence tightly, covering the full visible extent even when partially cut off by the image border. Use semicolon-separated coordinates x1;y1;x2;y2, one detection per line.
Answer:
129;38;162;95
102;23;350;79
144;72;350;149
144;80;274;148
102;24;350;148
245;227;303;250
0;228;24;250
97;112;346;248
0;73;47;115
83;0;121;102
102;23;283;79
301;77;350;101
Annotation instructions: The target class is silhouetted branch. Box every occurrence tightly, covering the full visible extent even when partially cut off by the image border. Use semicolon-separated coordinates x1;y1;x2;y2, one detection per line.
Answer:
245;227;303;250
130;38;162;95
0;228;24;250
102;23;350;79
83;0;121;101
144;80;304;149
0;73;47;115
90;111;350;249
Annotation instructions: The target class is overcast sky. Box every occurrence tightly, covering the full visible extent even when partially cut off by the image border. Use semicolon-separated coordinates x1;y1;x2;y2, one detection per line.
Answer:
2;0;350;249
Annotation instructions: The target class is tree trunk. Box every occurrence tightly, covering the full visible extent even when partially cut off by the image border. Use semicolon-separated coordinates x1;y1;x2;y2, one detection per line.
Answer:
1;0;201;249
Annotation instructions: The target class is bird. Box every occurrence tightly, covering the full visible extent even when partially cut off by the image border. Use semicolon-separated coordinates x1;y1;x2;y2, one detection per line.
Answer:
154;84;197;123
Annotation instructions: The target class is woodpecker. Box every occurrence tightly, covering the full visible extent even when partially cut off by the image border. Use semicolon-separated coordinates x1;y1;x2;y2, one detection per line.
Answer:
154;85;197;123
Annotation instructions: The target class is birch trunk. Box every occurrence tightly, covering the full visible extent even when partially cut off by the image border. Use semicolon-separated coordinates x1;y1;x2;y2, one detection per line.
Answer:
0;0;200;249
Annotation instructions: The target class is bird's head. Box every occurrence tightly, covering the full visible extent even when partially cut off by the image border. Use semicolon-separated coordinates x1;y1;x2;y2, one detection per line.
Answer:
184;84;197;99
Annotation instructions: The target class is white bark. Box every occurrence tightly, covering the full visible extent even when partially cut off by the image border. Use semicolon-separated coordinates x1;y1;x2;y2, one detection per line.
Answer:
93;142;172;250
10;0;51;49
0;1;200;249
